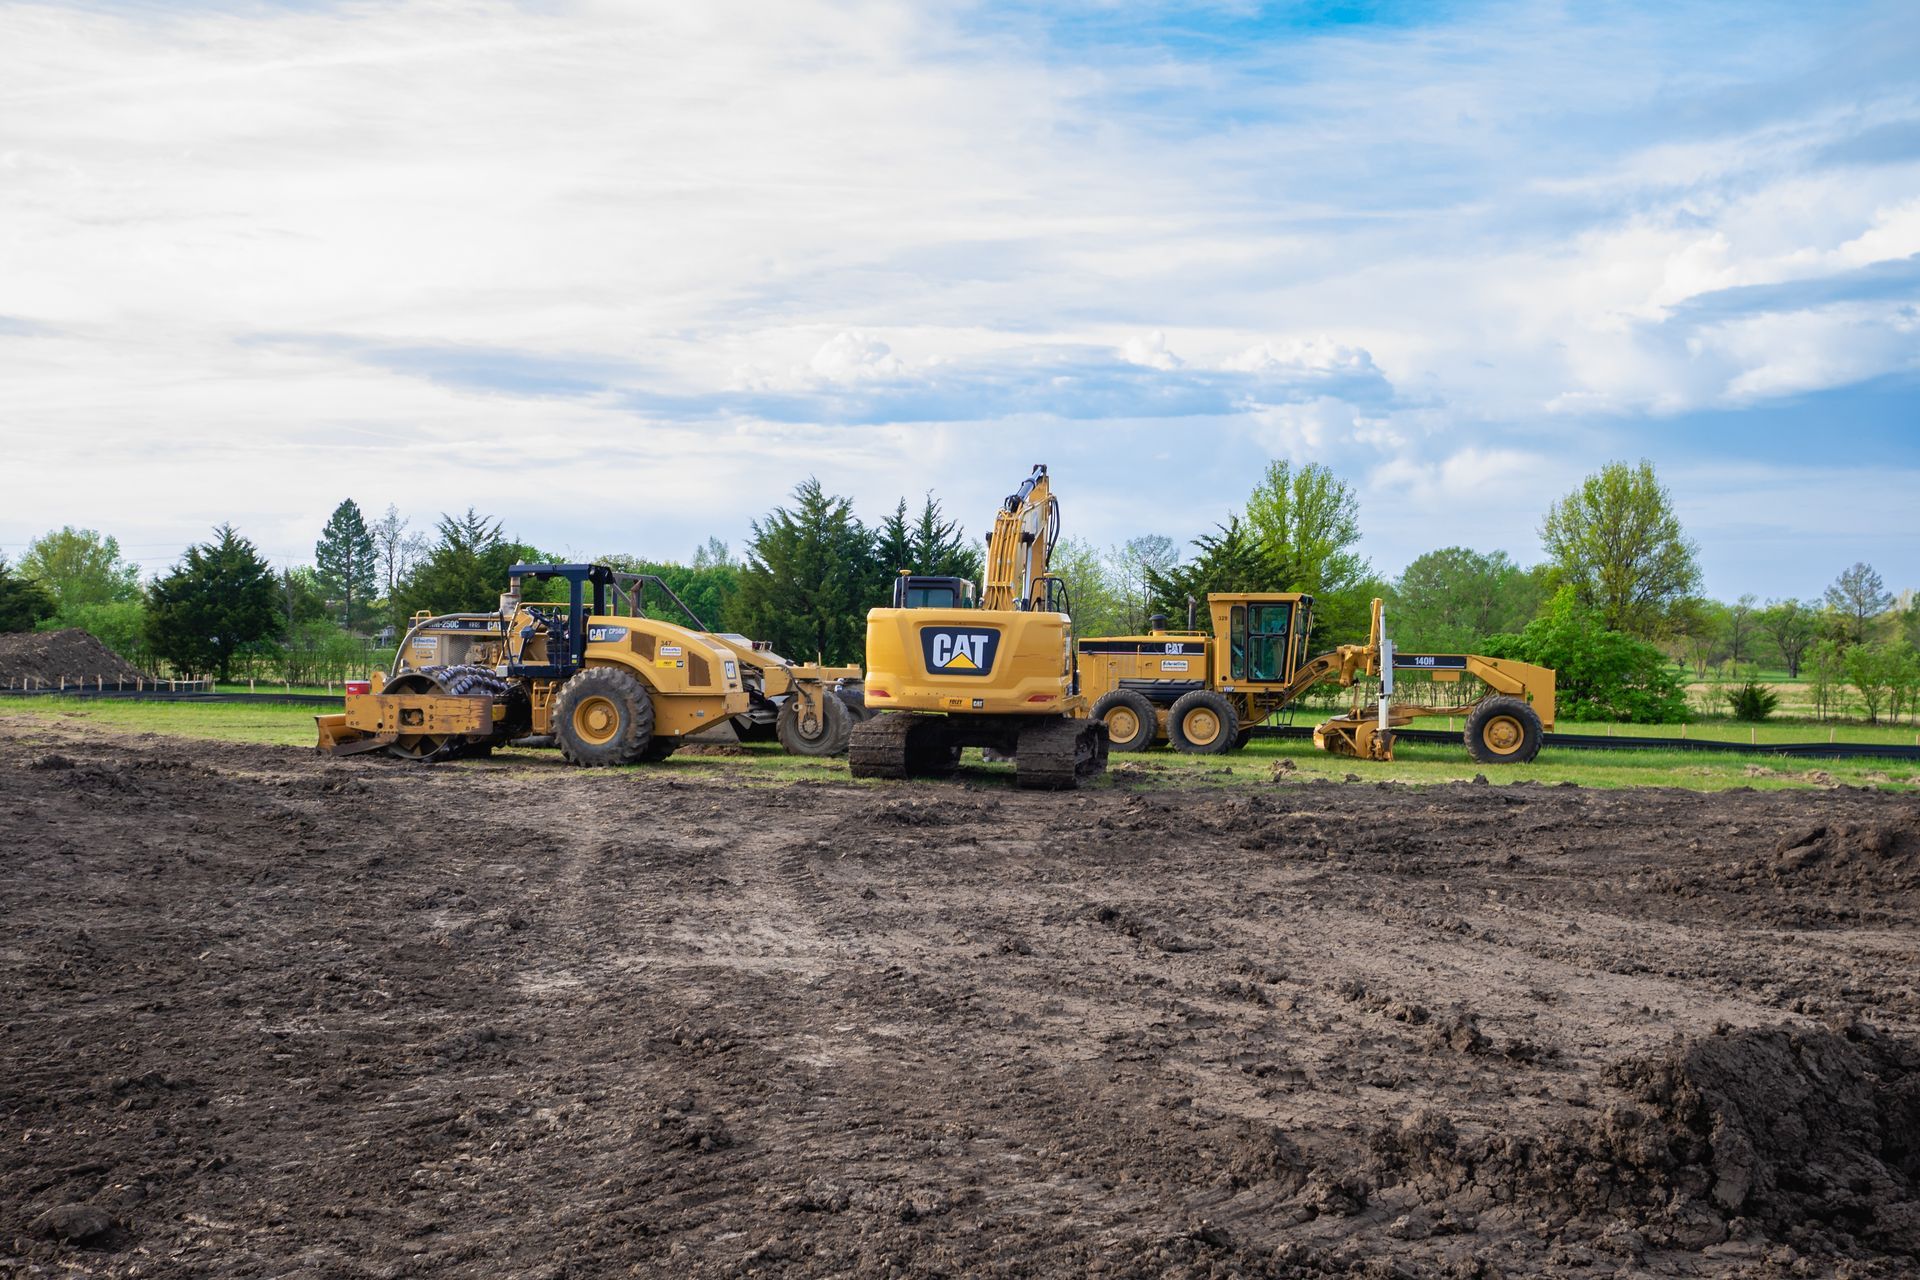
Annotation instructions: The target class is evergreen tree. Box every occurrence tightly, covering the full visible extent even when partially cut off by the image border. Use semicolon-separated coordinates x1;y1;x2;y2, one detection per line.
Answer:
870;499;915;600
908;493;981;582
146;525;281;679
0;555;56;632
395;509;539;619
315;499;378;630
735;479;872;664
1146;516;1276;614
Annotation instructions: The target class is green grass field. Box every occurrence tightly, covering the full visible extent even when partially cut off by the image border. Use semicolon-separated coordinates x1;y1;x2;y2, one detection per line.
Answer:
5;697;1915;792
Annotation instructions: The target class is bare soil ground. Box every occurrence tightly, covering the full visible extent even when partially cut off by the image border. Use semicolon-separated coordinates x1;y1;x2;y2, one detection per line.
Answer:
4;723;1918;1279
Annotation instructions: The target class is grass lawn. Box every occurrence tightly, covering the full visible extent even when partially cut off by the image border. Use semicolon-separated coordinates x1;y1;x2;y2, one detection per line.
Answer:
5;698;1915;793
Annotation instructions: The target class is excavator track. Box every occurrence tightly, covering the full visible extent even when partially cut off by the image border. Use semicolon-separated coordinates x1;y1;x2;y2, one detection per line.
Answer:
848;712;917;779
1014;716;1109;791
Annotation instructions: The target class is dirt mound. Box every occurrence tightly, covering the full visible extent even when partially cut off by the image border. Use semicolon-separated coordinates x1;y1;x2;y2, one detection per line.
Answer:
1372;1022;1920;1258
0;628;147;685
1766;820;1920;896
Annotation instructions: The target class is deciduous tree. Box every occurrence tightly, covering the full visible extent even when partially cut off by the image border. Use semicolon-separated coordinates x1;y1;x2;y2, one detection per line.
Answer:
370;504;428;597
19;527;141;613
1114;535;1179;632
1046;537;1126;636
1480;588;1690;723
1387;547;1546;653
1825;562;1893;645
1758;598;1817;677
1540;460;1699;636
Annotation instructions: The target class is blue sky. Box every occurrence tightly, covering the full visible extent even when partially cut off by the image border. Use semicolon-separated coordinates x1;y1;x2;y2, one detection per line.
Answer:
0;0;1915;601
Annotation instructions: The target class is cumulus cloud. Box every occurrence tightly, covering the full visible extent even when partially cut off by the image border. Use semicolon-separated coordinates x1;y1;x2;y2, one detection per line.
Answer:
806;331;906;383
0;0;1915;593
1121;331;1183;370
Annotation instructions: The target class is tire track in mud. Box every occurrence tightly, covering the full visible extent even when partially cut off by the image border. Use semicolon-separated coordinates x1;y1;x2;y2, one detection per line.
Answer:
6;726;1920;1276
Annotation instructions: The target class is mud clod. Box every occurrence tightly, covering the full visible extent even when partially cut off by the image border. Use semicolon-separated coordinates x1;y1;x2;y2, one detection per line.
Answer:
29;1204;117;1245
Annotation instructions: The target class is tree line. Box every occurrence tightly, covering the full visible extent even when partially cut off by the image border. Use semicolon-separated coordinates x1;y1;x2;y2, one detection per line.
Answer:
2;458;1912;721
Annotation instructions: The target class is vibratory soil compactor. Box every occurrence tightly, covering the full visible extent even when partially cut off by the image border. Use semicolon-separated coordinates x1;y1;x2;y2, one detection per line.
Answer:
1077;594;1555;764
316;563;766;765
849;464;1109;789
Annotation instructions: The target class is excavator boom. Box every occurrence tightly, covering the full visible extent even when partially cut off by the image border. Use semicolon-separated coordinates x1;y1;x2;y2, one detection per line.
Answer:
981;464;1060;612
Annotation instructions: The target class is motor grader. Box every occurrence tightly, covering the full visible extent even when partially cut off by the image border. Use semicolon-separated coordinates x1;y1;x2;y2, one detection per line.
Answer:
316;563;750;765
1077;594;1555;764
849;464;1109;789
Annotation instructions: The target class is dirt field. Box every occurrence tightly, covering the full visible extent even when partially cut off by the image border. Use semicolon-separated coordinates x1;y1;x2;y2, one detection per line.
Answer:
4;723;1918;1278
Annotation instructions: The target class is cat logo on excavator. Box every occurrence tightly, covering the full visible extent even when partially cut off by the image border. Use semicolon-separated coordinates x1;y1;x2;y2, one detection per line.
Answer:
922;627;998;674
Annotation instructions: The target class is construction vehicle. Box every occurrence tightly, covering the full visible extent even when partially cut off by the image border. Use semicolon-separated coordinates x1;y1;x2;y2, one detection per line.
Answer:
1077;594;1554;764
849;464;1109;789
617;573;869;756
315;563;749;764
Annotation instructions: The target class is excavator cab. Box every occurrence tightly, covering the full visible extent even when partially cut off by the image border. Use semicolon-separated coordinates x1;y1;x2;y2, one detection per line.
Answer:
892;574;977;609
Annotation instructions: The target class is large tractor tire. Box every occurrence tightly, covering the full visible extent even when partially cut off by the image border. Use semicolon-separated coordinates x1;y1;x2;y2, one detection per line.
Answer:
1090;689;1158;752
777;691;854;756
1168;689;1239;755
1464;696;1543;764
554;666;657;766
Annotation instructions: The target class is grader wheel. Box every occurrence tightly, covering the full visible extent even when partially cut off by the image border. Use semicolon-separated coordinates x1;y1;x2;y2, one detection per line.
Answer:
1465;696;1543;764
1168;690;1238;755
1090;689;1157;752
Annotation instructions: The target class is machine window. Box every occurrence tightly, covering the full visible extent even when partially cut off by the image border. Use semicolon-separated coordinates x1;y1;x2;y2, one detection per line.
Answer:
904;584;959;609
1248;604;1291;682
1229;606;1247;679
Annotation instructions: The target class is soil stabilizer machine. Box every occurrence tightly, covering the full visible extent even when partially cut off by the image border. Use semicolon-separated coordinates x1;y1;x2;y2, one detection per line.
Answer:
315;563;750;765
1077;595;1555;764
618;574;869;757
849;464;1110;789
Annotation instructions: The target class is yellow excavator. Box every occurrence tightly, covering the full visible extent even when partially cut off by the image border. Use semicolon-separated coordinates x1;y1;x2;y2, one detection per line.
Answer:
849;464;1109;789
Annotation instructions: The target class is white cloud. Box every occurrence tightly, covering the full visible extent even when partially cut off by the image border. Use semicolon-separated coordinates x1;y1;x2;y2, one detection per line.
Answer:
0;0;1914;595
1121;331;1183;370
805;331;905;383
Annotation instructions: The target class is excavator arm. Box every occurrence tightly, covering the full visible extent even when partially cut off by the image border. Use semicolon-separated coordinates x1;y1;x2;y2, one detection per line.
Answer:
981;464;1061;612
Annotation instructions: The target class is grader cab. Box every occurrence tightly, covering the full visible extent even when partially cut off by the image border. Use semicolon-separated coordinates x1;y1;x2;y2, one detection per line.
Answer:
1076;595;1555;764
